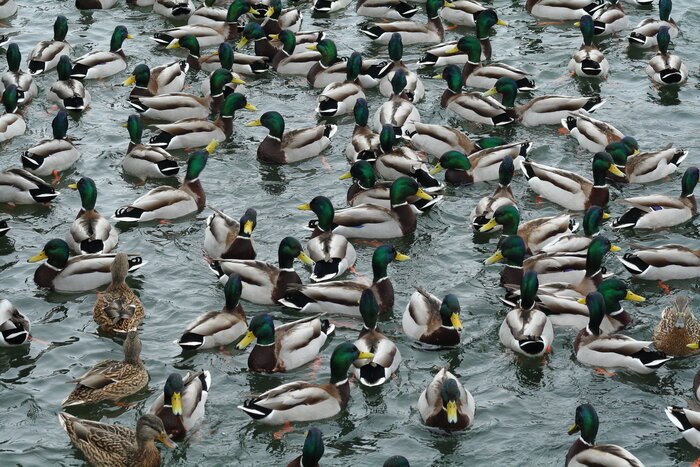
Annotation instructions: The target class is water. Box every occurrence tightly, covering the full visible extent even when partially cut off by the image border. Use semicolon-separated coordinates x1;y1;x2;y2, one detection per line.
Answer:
1;0;699;465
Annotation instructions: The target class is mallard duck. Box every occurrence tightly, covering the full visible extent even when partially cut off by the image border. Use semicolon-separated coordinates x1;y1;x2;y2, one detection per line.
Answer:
239;342;373;424
652;295;700;356
0;299;30;347
591;0;627;36
438;65;511;126
237;313;334;372
628;0;677;48
188;0;228;26
75;0;118;8
123;115;179;182
360;0;454;45
1;43;38;103
114;145;214;223
403;287;462;345
238;23;318;61
92;253;144;332
407;122;476;157
374;125;442;191
0;85;26;142
0;168;58;205
204;207;257;260
152;1;245;48
177;274;247;350
346;98;379;162
21;111;80;177
0;0;16;18
607;140;687;184
575;292;672;374
49;55;91;111
566;404;643;466
62;330;148;406
569;15;609;78
562;112;624;154
316;52;365;117
305;38;387;89
356;0;417;20
526;0;604;21
432;142;528;184
418;367;474;431
247;111;336;164
66;177;118;255
263;0;303;32
471;157;517;231
123;62;188;99
312;0;350;13
287;428;324;467
379;34;425;103
666;406;700;451
28;15;70;75
154;0;195;19
209;236;313;305
612;166;698;229
647;27;687;85
149;371;211;440
373;69;421;136
71;26;133;80
618;244;700;280
200;42;267;81
0;219;8;237
271;30;321;75
161;35;209;72
540;206;607;254
440;0;485;26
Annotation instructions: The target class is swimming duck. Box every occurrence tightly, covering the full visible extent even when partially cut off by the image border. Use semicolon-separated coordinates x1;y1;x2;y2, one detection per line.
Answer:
153;1;245;48
71;25;132;80
1;43;38;103
62;330;148;406
0;220;8;237
21;111;80;177
404;288;462;346
618;244;700;281
0;299;30;347
204;207;257;260
566;404;644;466
28;15;70;75
360;0;454;45
526;0;604;21
238;23;322;62
666;406;700;450
0;168;58;205
374;125;441;190
123;62;188;99
313;0;350;13
92;253;144;333
569;15;609;79
247;111;336;164
0;0;16;18
562;112;624;154
418;367;474;431
306;38;389;89
316;52;365;117
149;371;211;440
471;156;516;231
287;428;325;467
628;0;677;48
606;140;688;184
346;98;379;162
237;313;334;372
652;295;700;356
378;34;425;103
238;342;373;424
48;55;91;111
439;0;485;27
540;206;608;254
356;0;417;20
66;177;118;255
0;85;25;142
591;0;627;36
177;274;247;350
612;166;698;229
154;0;195;20
114;145;214;223
123;115;179;182
432;142;528;184
200;42;267;80
271;30;321;75
373;69;421;136
407;122;477;157
263;0;303;33
438;65;511;126
161;35;212;72
58;413;175;467
75;0;118;8
188;0;228;26
647;27;688;85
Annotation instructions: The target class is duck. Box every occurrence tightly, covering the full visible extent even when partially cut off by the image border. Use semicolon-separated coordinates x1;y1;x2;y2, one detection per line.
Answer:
62;330;149;406
238;23;322;62
407;122;477;157
618;244;700;281
237;313;334;372
439;0;485;27
21;111;80;178
114;146;214;223
29;239;146;293
374;125;442;191
92;253;144;333
418;367;474;431
204;207;257;260
71;26;133;80
665;406;700;450
123;62;188;99
404;288;462;346
58;413;175;467
122;115;179;182
200;42;267;80
540;206;608;254
591;0;627;36
378;34;425;103
313;0;350;13
75;0;118;8
612;166;698;229
0;85;26;142
526;0;604;21
271;30;321;75
346;98;379;162
316;52;365;117
647;27;688;85
28;15;70;75
569;15;609;79
48;55;91;111
1;43;38;103
208;236;313;305
162;35;212;72
384;456;410;467
652;295;700;356
432;142;528;184
152;1;246;48
574;291;672;374
0;299;30;347
566;404;644;466
0;168;58;205
177;274;247;350
438;65;512;126
373;69;421;136
607;140;688;185
562;112;624;154
0;219;8;237
298;196;356;282
360;0;454;45
0;0;16;18
628;0;677;48
188;0;229;26
154;0;195;20
356;0;417;20
263;0;303;33
149;371;211;440
306;38;388;89
471;157;517;231
247;111;336;164
66;177;118;255
287;428;324;467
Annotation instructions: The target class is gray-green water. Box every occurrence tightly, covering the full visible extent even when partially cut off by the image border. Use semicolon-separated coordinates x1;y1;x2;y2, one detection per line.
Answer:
1;0;700;465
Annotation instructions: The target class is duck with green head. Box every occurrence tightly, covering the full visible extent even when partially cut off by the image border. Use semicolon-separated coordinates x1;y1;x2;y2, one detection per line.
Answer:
379;33;425;102
66;176;118;255
373;69;421;136
22;110;80;177
647;26;688;85
239;22;321;61
123;114;179;182
407;121;481;157
605;137;687;184
71;25;133;80
307;38;388;89
316;51;366;117
48;55;91;111
361;0;454;45
590;0;627;37
629;0;677;48
204;207;258;260
345;98;380;162
0;84;25;142
375;125;442;191
201;41;268;78
271;30;321;75
287;428;324;467
356;0;417;20
28;15;70;75
539;206;608;254
569;15;609;78
123;61;188;99
149;371;211;441
262;0;303;34
471;156;517;231
153;0;245;48
418;367;474;431
238;341;374;424
1;43;38;103
404;287;462;345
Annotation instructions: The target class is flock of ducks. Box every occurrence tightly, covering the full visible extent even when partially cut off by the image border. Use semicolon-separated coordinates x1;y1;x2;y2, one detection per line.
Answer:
0;0;697;465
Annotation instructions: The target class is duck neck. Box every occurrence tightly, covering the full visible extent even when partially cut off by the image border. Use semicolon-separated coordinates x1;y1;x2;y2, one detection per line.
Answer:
184;178;206;209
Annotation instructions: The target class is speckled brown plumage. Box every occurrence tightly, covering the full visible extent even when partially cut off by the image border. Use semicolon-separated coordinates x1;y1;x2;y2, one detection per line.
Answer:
653;295;700;356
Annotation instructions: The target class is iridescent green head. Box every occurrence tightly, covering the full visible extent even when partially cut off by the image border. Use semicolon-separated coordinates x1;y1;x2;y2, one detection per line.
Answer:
359;288;379;330
220;92;250;118
475;9;503;40
163;373;185;415
131;64;151;87
54;15;69;42
278;30;296;56
597;278;644;313
52;110;69;140
591;151;619;186
390;68;407;95
218;43;234;70
226;0;249;23
209;68;233;96
581;206;606;236
425;0;446;20
185;149;209;181
456;36;481;64
259;111;285;138
110;26;131;52
578;15;595;46
329;342;367;384
316;39;338;67
585;291;606;335
498;156;514;186
681;167;699;197
347;52;362;82
389;177;429;207
302;428;325;466
388;33;403;62
569;403;599;445
659;0;672;22
126;114;143;144
245;314;275;345
349;160;376;188
384;456;410;467
621;137;639;155
57;55;72;80
379;124;396;153
488;77;518;107
6;43;21;72
277;236;310;268
585;236;615;276
604;142;629;166
657;26;671;54
307;196;335;232
178;34;201;57
372;244;409;282
2;84;20;113
476;137;507;150
353;98;369;127
267;0;283;19
437;151;471;172
75;177;97;211
30;238;70;269
486;235;525;267
223;273;243;310
520;270;538;310
242;23;266;42
490;205;520;235
439;294;462;328
442;64;463;93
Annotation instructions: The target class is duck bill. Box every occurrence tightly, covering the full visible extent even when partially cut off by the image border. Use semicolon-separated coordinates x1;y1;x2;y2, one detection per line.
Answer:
171;392;183;416
687;343;700;349
443;1;455;7
446;401;458;424
415;188;433;201
158;432;177;448
429;163;444;175
68;184;78;189
122;75;136;86
395;252;410;261
268;34;279;40
633;149;640;155
602;212;611;219
245;119;262;127
205;140;218;154
297;203;311;210
573;21;581;27
483;87;498;97
127;34;135;39
358;351;374;360
297;252;314;265
244;103;257;111
243;220;254;235
339;172;352;180
232;77;247;85
610;245;621;252
306;44;318;51
625;290;645;302
496;19;508;26
577;297;586;304
479;217;499;232
236;331;256;350
484;250;503;265
450;313;463;330
28;251;47;263
432;73;443;79
567;423;580;435
608;164;625;177
445;47;460;54
236;38;249;49
165;40;180;50
265;7;275;16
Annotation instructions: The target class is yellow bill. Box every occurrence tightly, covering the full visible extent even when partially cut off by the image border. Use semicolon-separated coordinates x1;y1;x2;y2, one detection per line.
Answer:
446;400;458;423
450;313;463;330
625;290;645;302
483;87;498;97
415;188;433;201
127;34;135;39
28;251;47;263
297;203;311;210
687;342;699;349
68;183;78;189
236;38;249;49
244;103;257;111
268;34;279;40
432;73;443;79
429;163;444;175
265;6;274;16
232;77;247;85
602;212;611;219
122;75;136;86
573;21;581;27
610;244;621;252
246;119;262;127
577;297;586;304
479;217;499;232
567;423;579;435
243;220;255;235
306;44;317;50
633;149;640;155
444;2;455;7
236;331;256;350
171;392;183;415
205;140;218;154
484;250;504;265
358;351;374;359
608;164;625;177
497;19;508;26
395;252;410;261
297;252;314;265
445;46;460;54
339;172;352;180
166;40;180;50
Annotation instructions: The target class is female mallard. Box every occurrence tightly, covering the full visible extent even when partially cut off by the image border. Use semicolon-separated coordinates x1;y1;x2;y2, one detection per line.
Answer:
628;0;677;48
123;62;188;99
114;146;214;223
298;196;356;282
438;65;511;126
471;156;516;231
93;253;144;332
306;38;389;89
618;244;700;280
237;313;334;372
154;0;195;19
71;26;133;80
66;177;118;255
575;292;672;374
0;168;57;205
316;52;365;117
540;206;608;254
247;111;336;164
418;367;474;431
62;330;148;406
271;30;321;75
353;289;401;386
28;15;70;75
432;142;528;184
153;1;245;47
123;115;179;182
562;112;624;154
204;207;257;260
379;34;425;103
404;288;462;346
209;236;313;305
59;413;175;467
287;428;324;467
647;27;688;85
373;69;421;136
177;274;247;350
360;0;453;45
356;0;417;20
0;299;30;347
49;55;91;111
0;85;26;142
21;111;80;177
652;295;700;356
569;15;609;79
566;404;644;466
238;342;373;424
149;371;211;440
526;0;604;21
612;166;698;229
1;43;38;103
346;98;379;162
440;0;485;26
591;0;627;36
374;125;441;190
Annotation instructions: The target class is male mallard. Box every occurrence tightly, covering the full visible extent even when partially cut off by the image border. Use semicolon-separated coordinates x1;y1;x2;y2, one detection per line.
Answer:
540;206;608;254
316;52;365;117
373;69;421;136
526;0;604;21
287;428;324;467
562;112;624;154
123;62;188;99
66;177;118;255
0;85;26;142
123;115;179;182
238;342;373;424
432;142;528;184
569;15;609;79
200;42;267;80
618;244;700;280
591;0;627;36
646;27;688;85
28;15;70;75
471;156;517;231
1;43;38;103
346;98;379;162
356;0;417;19
606;139;687;184
305;38;386;89
93;253;144;333
153;1;245;48
612;166;698;229
407;122;477;157
48;55;91;111
628;0;677;48
149;371;211;440
652;296;700;356
62;330;149;406
22;111;80;177
238;23;323;62
374;125;442;190
418;367;474;431
71;26;133;80
0;299;30;347
271;30;321;75
263;0;303;33
566;404;643;466
403;288;462;346
154;0;195;19
379;34;425;103
361;0;453;45
204;207;257;260
666;406;700;450
237;313;334;372
188;0;228;26
440;0;485;26
0;168;57;205
247;111;336;164
438;65;511;126
75;0;118;8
